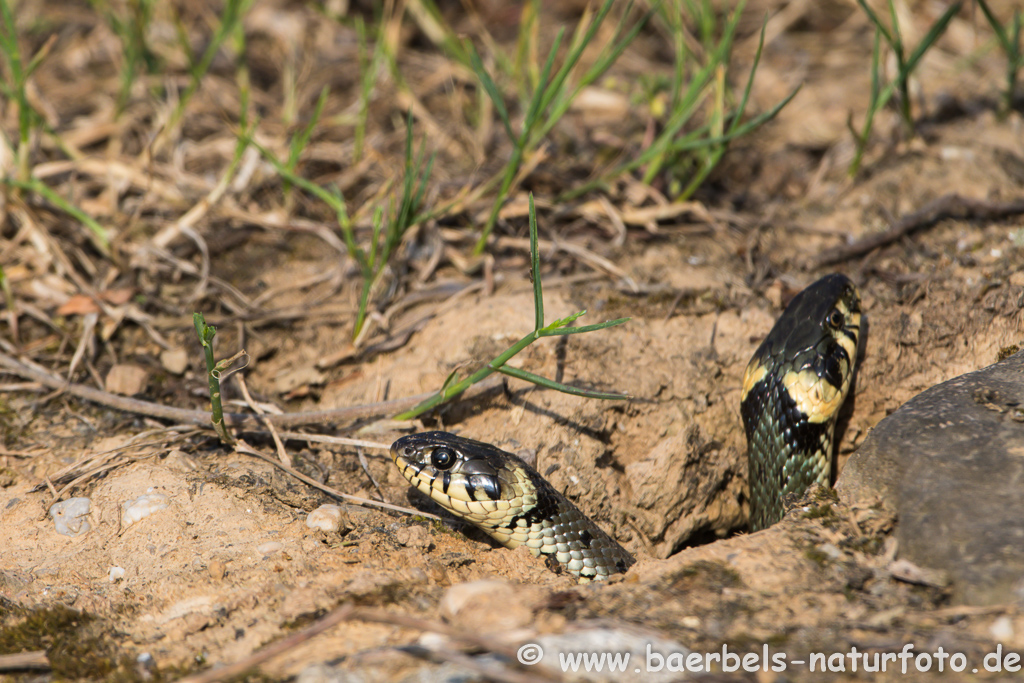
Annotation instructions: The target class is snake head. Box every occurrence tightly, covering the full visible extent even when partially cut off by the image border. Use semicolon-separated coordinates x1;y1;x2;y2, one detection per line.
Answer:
390;431;524;516
742;273;862;425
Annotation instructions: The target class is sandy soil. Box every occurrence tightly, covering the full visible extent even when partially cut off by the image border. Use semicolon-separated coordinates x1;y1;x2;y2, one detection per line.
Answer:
2;1;1024;681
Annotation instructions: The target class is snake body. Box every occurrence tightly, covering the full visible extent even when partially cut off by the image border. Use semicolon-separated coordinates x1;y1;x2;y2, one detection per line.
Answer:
390;431;635;580
390;274;861;577
740;274;862;530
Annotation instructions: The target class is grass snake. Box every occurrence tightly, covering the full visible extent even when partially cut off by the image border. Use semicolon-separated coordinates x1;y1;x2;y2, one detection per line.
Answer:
390;274;861;579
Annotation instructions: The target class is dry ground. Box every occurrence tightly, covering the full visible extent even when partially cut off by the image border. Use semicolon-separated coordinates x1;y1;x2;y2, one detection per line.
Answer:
2;0;1024;681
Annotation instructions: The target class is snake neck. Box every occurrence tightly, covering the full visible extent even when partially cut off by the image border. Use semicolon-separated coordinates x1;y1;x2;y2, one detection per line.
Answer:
742;369;837;531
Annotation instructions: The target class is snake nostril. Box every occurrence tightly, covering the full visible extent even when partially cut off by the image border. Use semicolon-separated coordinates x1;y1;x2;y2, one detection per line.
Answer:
403;446;414;456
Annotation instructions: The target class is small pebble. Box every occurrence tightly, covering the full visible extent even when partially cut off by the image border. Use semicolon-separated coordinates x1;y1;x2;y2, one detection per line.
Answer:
208;559;227;581
136;652;156;680
440;580;511;621
105;363;149;396
49;497;92;537
109;566;126;582
296;663;346;683
257;541;283;556
394;525;431;549
164;450;198;473
306;504;345;533
818;543;842;560
159;347;189;375
418;632;450;650
122;493;170;528
990;615;1014;642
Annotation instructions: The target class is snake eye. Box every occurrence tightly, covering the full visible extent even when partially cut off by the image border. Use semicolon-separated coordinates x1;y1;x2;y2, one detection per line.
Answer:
430;447;456;470
826;308;845;330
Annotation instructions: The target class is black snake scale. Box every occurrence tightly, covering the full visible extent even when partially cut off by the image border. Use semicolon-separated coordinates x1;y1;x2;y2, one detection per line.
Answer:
390;274;860;578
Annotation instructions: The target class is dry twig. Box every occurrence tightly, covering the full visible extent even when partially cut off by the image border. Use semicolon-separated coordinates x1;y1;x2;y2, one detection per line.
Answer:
0;651;50;672
0;351;503;429
814;194;1024;267
234;440;439;519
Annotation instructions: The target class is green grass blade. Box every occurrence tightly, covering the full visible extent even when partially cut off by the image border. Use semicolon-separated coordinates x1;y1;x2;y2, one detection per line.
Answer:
902;2;962;75
469;42;514;141
513;0;540;96
393;363;500;420
161;0;252;150
288;86;329;170
245;133;362;276
529;194;543;331
640;7;740;184
856;0;894;47
472;25;565;253
394;193;630;420
283;85;329;199
392;111;427;254
495;365;629;400
669;85;800;154
849;28;890;176
3;177;111;254
0;0;35;180
726;17;766;137
977;0;1012;52
675;12;771;199
886;0;904;56
536;3;657;143
368;206;383;271
406;0;471;67
977;1;1022;117
533;2;612;119
353;15;380;162
520;27;566;140
538;317;630;336
441;368;461;392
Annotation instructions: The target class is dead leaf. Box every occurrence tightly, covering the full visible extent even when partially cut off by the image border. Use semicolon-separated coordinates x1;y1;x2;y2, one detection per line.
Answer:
56;289;134;316
100;288;134;305
57;295;100;316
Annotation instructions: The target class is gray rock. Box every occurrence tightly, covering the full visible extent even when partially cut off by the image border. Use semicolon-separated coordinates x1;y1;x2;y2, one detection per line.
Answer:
837;349;1024;605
